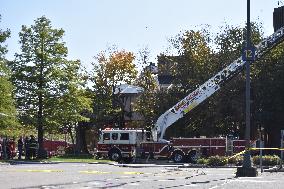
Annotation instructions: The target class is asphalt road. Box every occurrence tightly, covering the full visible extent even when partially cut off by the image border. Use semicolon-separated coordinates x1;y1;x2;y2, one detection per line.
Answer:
1;162;284;189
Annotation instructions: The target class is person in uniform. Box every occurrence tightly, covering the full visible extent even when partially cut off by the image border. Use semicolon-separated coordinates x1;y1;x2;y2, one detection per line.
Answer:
24;136;30;160
29;135;38;160
17;137;23;160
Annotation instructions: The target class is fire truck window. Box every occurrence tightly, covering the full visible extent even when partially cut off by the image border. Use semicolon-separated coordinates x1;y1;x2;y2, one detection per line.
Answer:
103;133;110;140
112;133;118;140
120;133;129;140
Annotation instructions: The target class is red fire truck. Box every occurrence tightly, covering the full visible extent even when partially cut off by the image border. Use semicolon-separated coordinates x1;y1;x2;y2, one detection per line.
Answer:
96;26;284;163
43;139;72;156
96;128;245;163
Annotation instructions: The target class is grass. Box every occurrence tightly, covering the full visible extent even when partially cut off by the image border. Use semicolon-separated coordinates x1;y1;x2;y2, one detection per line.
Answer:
48;154;111;163
0;154;112;163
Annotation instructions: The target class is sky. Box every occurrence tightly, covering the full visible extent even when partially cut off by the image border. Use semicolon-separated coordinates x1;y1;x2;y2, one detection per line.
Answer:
0;0;280;70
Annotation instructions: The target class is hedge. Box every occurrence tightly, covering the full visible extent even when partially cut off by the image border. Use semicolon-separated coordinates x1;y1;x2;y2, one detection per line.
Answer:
197;155;281;166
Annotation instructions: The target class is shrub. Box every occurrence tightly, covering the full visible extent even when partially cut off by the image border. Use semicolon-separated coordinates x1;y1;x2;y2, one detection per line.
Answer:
207;156;227;166
197;158;209;165
228;155;243;166
252;155;280;166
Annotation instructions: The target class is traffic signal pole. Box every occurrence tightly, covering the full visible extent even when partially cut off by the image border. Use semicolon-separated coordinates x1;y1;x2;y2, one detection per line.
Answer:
243;0;252;169
236;0;258;177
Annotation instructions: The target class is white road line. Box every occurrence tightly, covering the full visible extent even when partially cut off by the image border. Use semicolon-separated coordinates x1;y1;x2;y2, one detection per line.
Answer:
232;179;276;183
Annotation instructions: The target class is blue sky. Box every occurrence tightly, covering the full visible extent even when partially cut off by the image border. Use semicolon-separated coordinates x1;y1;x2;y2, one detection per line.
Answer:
0;0;279;70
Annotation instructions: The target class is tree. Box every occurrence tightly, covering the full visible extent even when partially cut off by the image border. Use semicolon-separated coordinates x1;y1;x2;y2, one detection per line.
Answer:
159;28;216;138
210;23;263;138
134;47;159;130
251;39;284;147
91;48;137;129
157;24;265;139
0;15;18;131
10;16;91;157
50;60;93;153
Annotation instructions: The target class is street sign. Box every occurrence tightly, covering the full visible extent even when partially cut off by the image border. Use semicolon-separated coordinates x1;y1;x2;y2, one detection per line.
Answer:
242;46;256;61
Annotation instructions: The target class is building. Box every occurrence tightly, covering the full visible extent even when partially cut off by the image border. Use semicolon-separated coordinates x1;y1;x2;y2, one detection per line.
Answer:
114;84;144;122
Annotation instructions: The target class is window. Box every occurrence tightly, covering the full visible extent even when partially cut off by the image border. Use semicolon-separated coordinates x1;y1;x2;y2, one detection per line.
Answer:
112;133;118;140
120;133;129;140
103;133;110;140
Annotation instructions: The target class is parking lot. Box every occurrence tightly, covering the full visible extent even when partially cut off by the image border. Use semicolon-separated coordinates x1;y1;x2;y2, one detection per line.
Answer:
1;162;284;189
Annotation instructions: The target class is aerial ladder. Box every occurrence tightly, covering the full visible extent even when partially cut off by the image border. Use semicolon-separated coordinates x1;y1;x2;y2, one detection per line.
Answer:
152;26;284;142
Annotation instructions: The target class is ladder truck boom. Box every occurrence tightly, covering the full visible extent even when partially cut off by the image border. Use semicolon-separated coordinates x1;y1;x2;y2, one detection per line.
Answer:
152;26;284;142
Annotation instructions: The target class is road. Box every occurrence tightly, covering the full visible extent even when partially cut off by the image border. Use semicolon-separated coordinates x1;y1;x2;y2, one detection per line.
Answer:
1;162;284;189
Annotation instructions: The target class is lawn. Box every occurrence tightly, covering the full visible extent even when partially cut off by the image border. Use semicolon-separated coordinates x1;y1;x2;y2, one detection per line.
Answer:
48;154;111;163
0;154;112;164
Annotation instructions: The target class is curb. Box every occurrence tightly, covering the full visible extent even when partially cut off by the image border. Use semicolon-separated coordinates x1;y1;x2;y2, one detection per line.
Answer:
111;162;242;168
88;161;114;165
114;163;180;168
0;162;9;165
3;160;114;165
263;166;284;172
8;161;112;165
8;160;59;165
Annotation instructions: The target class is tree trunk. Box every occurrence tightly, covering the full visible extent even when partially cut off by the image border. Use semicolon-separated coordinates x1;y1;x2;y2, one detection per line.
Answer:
37;44;45;158
75;122;89;154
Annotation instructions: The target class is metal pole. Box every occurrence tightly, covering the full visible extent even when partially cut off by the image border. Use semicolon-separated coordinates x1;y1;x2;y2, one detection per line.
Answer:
281;130;284;167
259;128;263;173
243;0;252;168
260;141;263;172
281;130;284;160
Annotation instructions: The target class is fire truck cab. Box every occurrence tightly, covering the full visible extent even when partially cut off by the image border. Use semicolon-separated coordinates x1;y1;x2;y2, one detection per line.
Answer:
96;128;148;162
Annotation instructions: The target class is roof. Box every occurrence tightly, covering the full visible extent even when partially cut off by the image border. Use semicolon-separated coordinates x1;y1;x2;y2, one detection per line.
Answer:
114;84;144;94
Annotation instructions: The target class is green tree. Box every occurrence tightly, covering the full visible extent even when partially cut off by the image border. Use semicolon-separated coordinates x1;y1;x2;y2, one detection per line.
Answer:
159;28;215;138
134;47;159;129
50;60;92;153
0;15;18;131
158;24;264;139
210;23;263;138
9;16;91;157
251;40;284;147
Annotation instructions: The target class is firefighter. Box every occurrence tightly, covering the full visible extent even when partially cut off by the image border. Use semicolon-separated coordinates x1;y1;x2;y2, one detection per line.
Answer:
24;136;30;160
6;138;12;159
29;135;38;160
17;136;24;160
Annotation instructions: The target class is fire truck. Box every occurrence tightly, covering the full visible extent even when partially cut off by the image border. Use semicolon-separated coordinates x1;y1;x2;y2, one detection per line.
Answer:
96;26;284;163
96;128;246;163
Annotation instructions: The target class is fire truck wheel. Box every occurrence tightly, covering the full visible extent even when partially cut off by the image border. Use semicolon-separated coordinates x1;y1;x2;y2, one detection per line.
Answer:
108;149;122;162
95;153;102;160
172;151;184;163
187;150;198;163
